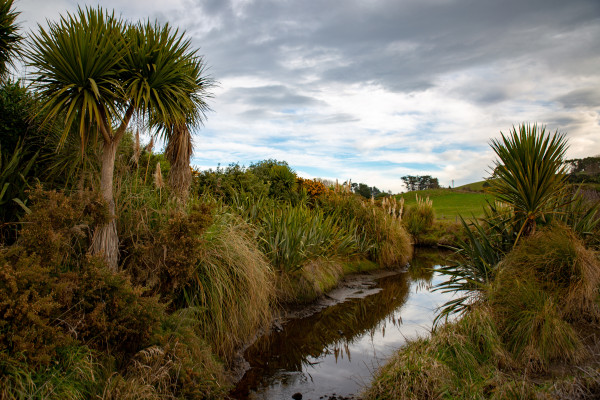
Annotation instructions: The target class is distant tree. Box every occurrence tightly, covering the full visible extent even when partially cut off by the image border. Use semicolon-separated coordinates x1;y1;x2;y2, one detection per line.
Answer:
566;157;600;175
401;175;418;191
355;182;372;198
401;175;440;191
564;156;600;184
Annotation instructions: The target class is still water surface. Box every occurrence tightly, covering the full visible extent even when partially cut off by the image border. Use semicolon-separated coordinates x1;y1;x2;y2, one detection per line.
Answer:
231;249;454;400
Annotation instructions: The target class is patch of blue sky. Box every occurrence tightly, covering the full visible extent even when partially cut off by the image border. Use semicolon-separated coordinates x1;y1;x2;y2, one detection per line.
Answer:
430;143;485;153
355;160;441;171
396;162;442;171
295;165;332;178
333;152;357;160
259;136;315;149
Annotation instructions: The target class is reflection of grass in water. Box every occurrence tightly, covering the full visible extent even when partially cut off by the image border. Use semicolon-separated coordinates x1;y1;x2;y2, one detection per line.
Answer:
408;248;453;284
239;272;412;390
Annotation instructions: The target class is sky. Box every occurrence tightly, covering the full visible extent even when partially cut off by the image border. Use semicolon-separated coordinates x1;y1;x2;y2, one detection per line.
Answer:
15;0;600;192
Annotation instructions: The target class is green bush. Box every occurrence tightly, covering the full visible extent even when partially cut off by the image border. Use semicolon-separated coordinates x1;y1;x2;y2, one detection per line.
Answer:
192;163;269;202
317;191;413;267
402;194;435;240
248;159;299;203
258;202;358;273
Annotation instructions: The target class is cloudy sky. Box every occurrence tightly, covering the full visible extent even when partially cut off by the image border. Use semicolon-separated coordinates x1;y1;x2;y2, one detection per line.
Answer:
16;0;600;192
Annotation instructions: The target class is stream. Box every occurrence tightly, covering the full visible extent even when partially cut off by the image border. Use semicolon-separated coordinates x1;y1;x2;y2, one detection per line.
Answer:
230;248;455;400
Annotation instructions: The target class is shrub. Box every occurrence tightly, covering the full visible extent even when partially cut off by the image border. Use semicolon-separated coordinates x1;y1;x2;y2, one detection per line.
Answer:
248;159;299;202
119;193;213;297
297;177;328;199
403;194;435;240
192;163;268;202
317;192;413;267
0;188;163;369
16;187;109;268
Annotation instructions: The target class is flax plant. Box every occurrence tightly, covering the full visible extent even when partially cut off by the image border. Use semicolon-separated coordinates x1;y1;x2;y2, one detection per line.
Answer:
489;124;568;246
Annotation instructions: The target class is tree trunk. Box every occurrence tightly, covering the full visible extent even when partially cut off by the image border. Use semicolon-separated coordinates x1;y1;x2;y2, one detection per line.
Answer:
166;124;193;202
91;139;119;270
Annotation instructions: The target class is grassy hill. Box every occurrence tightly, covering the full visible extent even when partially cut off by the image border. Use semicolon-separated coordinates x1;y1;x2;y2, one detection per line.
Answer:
454;179;489;192
396;188;490;220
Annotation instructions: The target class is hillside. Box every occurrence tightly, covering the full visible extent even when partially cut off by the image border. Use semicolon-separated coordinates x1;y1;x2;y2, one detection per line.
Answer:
397;188;490;220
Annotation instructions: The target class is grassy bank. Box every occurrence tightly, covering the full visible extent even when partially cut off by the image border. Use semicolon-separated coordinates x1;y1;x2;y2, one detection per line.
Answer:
365;225;600;400
365;124;600;400
0;159;414;398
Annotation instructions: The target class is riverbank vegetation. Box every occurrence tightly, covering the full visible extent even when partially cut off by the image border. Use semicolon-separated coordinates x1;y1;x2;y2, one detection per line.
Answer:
0;2;414;398
365;124;600;399
1;1;598;398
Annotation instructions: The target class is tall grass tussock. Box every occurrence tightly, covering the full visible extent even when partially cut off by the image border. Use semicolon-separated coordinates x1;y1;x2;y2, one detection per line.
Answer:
182;212;275;360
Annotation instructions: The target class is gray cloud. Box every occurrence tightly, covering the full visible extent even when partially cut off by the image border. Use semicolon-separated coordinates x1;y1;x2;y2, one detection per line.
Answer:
221;85;323;108
556;89;600;109
177;0;600;94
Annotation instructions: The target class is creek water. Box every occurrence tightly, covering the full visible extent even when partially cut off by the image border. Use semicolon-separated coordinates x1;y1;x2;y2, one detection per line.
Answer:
230;248;455;400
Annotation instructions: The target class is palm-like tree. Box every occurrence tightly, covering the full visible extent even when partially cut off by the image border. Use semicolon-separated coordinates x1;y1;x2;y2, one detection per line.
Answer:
489;123;568;245
0;0;21;81
27;8;209;269
157;45;212;200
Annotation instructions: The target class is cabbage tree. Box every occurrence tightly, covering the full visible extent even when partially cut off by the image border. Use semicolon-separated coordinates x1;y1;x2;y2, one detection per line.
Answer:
27;8;209;269
0;0;21;81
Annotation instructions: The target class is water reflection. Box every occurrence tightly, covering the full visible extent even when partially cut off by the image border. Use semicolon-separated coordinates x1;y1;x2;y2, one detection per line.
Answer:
231;249;454;400
408;247;454;291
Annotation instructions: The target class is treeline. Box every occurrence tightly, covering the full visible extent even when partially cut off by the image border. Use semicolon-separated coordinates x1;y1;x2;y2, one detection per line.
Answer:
400;175;440;191
566;156;600;184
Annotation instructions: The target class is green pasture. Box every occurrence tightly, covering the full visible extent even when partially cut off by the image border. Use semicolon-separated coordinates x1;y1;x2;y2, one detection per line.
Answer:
454;179;489;192
397;188;491;220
